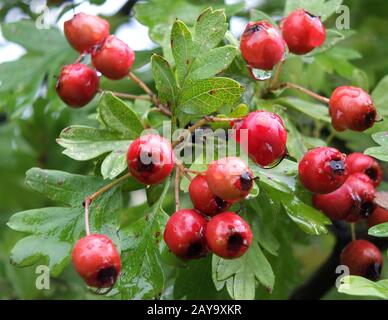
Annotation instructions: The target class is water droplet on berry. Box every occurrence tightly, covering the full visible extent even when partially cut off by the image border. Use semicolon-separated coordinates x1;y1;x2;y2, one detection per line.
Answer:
248;67;272;81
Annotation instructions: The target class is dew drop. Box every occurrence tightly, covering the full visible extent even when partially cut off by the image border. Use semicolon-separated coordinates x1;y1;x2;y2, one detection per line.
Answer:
248;67;272;81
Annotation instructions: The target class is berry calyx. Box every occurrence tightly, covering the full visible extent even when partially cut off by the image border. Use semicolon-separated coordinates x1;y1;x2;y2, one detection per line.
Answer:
127;134;174;185
281;9;326;55
206;157;254;202
163;209;208;260
189;175;232;217
71;234;121;288
329;86;377;132
298;147;348;194
56;63;99;108
234;111;287;167
64;13;110;53
341;240;383;281
346;153;383;187
91;35;135;80
205;212;252;259
240;21;285;71
368;206;388;228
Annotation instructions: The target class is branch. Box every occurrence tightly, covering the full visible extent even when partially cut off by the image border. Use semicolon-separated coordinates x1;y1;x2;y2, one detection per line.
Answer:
175;167;180;212
276;82;330;104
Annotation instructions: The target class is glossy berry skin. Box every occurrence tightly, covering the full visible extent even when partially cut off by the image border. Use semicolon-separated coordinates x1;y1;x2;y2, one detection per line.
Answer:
189;175;232;216
281;9;326;55
299;147;348;194
91;35;135;80
163;209;208;260
127;134;174;185
206;157;254;202
341;240;383;281
234;111;287;167
313;173;375;222
71;234;121;288
205;212;252;259
240;21;285;71
329;86;377;132
368;206;388;228
64;13;110;53
346;153;383;187
56;63;99;108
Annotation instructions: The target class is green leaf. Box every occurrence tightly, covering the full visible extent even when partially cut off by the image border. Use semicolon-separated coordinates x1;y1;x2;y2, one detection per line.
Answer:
250;9;278;27
368;222;388;237
57;126;131;161
179;77;244;116
277;97;331;122
101;146;128;180
372;75;388;117
365;132;388;162
99;92;144;137
338;276;388;299
284;0;343;21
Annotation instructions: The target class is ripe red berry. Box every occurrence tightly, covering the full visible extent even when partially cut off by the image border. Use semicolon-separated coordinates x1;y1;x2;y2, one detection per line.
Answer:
163;209;208;260
299;147;348;194
205;212;252;259
329;86;377;132
206;157;253;202
71;234;121;288
234;111;287;167
91;35;135;80
341;240;383;281
281;9;326;55
368;206;388;228
56;63;99;108
346;153;383;187
313;173;376;222
240;21;285;71
189;175;232;216
127;134;174;185
64;13;110;53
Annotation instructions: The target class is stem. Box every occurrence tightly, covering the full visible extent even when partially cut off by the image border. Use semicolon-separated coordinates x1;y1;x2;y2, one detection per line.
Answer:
83;172;132;235
278;82;330;104
175;161;194;181
75;53;85;64
175;167;180;211
350;223;356;241
270;61;284;89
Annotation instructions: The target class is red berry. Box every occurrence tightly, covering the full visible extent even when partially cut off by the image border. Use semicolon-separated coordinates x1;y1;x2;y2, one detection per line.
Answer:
341;240;383;281
64;13;110;53
206;157;253;202
91;35;135;80
346;153;383;187
368;206;388;228
127;134;174;185
299;147;348;194
205;212;252;259
234;111;287;167
56;63;99;108
189;175;232;216
71;234;121;288
163;209;208;260
240;21;285;71
281;9;326;55
329;86;377;132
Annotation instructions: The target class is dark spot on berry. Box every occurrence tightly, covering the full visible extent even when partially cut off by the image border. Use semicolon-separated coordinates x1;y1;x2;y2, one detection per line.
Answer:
305;10;317;19
364;110;377;129
240;171;253;191
364;262;382;281
360;202;375;218
365;167;378;182
249;24;263;33
329;159;346;175
227;233;244;252
97;266;117;287
137;154;154;173
214;196;229;212
186;241;205;259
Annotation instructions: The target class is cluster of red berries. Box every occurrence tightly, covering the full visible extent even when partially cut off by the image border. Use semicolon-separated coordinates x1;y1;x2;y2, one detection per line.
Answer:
298;147;385;280
56;13;135;108
240;10;378;132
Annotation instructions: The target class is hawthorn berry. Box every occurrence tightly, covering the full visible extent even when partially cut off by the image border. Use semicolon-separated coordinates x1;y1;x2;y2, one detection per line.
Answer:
329;86;377;132
91;35;135;80
206;157;254;202
368;206;388;228
163;209;208;260
346;153;383;187
281;9;326;55
240;21;285;71
205;212;252;259
64;13;110;53
56;63;99;108
127;134;174;185
71;234;121;288
298;147;348;194
341;240;383;281
234;111;287;167
189;175;232;216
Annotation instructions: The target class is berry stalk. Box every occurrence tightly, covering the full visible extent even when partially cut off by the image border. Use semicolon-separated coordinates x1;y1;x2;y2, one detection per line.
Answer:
277;82;330;104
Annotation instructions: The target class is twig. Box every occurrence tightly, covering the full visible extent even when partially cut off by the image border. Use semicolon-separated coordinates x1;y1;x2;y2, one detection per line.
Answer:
269;61;284;89
277;82;330;104
175;161;194;182
350;223;357;241
175;167;180;211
